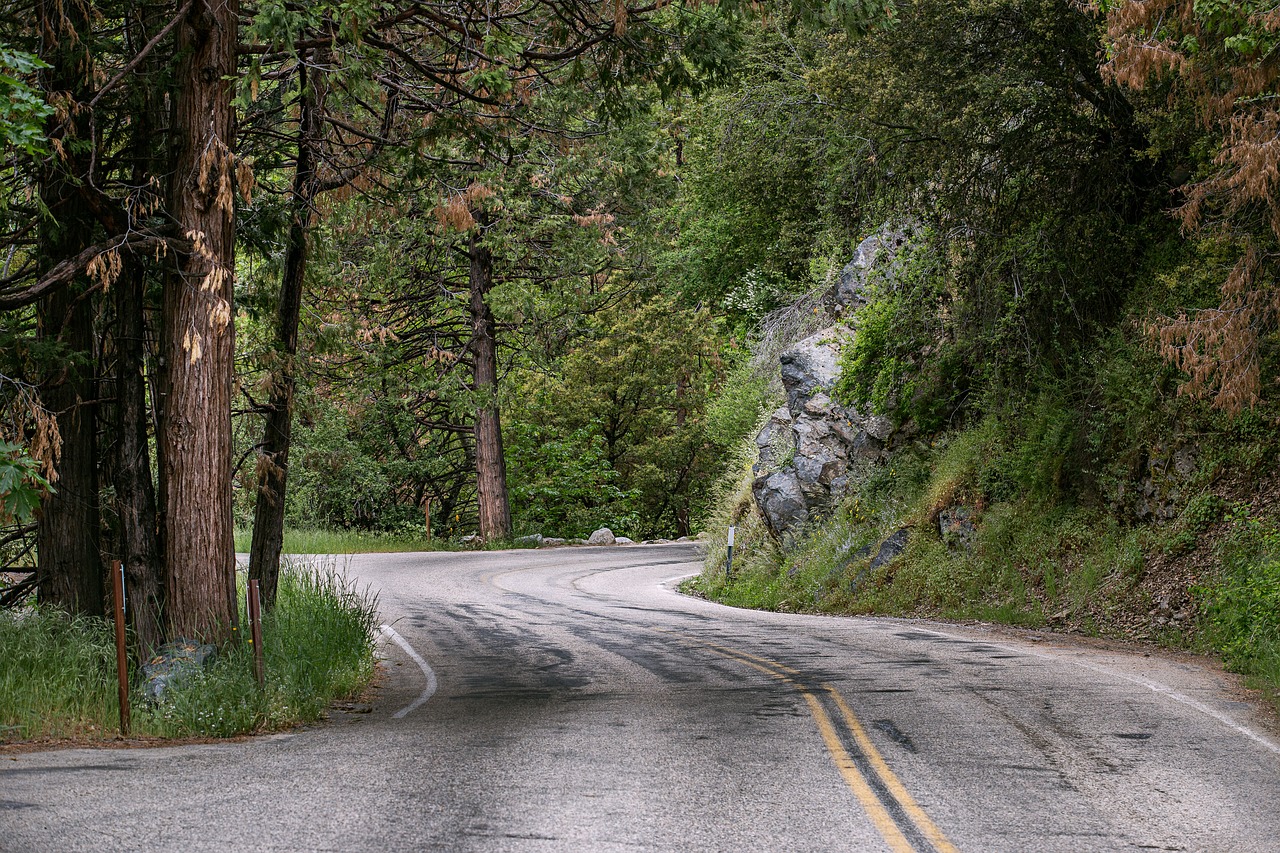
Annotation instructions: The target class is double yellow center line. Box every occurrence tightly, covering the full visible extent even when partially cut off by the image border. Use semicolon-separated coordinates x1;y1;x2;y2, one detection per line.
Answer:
661;631;959;853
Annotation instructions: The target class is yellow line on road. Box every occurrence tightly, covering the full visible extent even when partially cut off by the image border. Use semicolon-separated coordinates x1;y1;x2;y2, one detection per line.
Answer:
801;688;917;853
709;647;914;853
660;630;959;853
825;687;959;853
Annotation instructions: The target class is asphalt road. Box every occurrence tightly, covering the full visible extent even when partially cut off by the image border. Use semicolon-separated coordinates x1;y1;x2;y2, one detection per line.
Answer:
4;544;1279;852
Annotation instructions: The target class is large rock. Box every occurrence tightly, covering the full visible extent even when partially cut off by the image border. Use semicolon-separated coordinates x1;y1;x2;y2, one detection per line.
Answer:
754;469;809;535
752;227;915;543
751;326;891;541
869;528;909;570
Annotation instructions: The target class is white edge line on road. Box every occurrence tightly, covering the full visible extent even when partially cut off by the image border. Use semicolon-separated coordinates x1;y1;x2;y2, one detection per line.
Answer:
910;625;1280;756
659;569;1280;754
379;624;438;719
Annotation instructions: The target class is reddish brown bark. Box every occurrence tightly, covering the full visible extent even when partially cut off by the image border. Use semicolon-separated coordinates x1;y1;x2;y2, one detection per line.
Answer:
160;0;240;642
468;232;512;541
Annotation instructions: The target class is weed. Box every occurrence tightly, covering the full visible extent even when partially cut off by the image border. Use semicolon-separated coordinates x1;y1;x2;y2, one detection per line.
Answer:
0;558;379;742
1197;510;1280;699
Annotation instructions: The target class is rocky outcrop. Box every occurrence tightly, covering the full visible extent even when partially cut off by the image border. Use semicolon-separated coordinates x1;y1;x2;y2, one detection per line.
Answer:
825;222;917;317
751;225;914;543
751;327;893;542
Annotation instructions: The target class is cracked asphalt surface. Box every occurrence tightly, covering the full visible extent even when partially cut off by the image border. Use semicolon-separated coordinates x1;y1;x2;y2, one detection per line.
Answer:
3;543;1278;852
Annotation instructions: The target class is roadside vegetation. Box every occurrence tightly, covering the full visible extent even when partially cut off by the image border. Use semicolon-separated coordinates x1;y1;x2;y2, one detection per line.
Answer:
682;0;1280;712
4;0;1280;735
0;560;378;743
693;402;1280;710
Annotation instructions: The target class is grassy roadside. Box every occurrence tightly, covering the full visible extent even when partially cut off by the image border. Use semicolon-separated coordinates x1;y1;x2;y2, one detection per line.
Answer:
231;527;562;554
689;418;1280;713
0;559;379;743
233;527;451;554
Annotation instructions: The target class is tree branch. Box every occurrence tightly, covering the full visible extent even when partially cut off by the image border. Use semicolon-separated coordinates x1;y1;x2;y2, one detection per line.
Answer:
0;235;180;311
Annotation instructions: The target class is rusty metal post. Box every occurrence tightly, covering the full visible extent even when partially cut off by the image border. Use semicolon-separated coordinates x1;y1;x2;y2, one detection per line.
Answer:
248;579;265;688
111;559;130;736
424;496;432;542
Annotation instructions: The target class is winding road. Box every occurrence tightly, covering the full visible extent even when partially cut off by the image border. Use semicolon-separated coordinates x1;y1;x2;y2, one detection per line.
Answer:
4;544;1279;852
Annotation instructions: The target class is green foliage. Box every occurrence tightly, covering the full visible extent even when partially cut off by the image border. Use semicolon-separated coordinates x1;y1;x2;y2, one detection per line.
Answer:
0;609;120;740
0;46;52;157
505;294;734;538
0;440;49;524
0;562;378;741
659;24;869;323
505;424;638;539
1197;510;1280;687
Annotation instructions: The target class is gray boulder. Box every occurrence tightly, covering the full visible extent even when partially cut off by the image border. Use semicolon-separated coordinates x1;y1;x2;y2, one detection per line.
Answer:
540;537;566;547
615;536;635;545
754;469;809;537
779;333;843;414
869;528;910;570
751;329;889;542
514;533;543;547
587;528;616;546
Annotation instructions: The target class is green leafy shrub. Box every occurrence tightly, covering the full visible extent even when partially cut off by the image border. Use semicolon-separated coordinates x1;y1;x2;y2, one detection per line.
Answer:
1198;511;1280;687
0;441;50;524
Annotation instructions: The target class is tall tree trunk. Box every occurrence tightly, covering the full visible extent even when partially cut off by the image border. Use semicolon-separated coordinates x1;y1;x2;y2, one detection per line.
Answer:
107;1;169;655
160;0;239;642
249;59;322;609
35;0;103;616
114;258;165;654
35;290;102;615
468;231;512;540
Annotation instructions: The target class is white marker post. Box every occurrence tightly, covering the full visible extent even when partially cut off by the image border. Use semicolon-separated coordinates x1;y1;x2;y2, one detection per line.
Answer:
726;525;736;580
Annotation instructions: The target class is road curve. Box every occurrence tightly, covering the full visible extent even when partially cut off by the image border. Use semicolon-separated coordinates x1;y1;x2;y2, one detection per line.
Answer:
3;544;1278;852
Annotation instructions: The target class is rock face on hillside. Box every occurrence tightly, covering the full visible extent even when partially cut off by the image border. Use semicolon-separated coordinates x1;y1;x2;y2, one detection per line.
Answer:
825;222;917;317
752;225;911;543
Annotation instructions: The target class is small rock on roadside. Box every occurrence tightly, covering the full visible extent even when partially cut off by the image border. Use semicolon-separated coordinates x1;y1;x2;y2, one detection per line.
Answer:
588;528;616;546
615;536;634;545
514;534;543;547
541;537;566;547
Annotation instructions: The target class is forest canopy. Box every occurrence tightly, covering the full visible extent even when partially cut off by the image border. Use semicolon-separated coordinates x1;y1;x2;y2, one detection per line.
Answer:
3;0;1279;652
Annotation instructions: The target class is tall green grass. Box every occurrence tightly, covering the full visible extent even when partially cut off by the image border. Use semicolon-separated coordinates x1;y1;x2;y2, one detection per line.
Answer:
0;558;379;742
234;527;452;554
